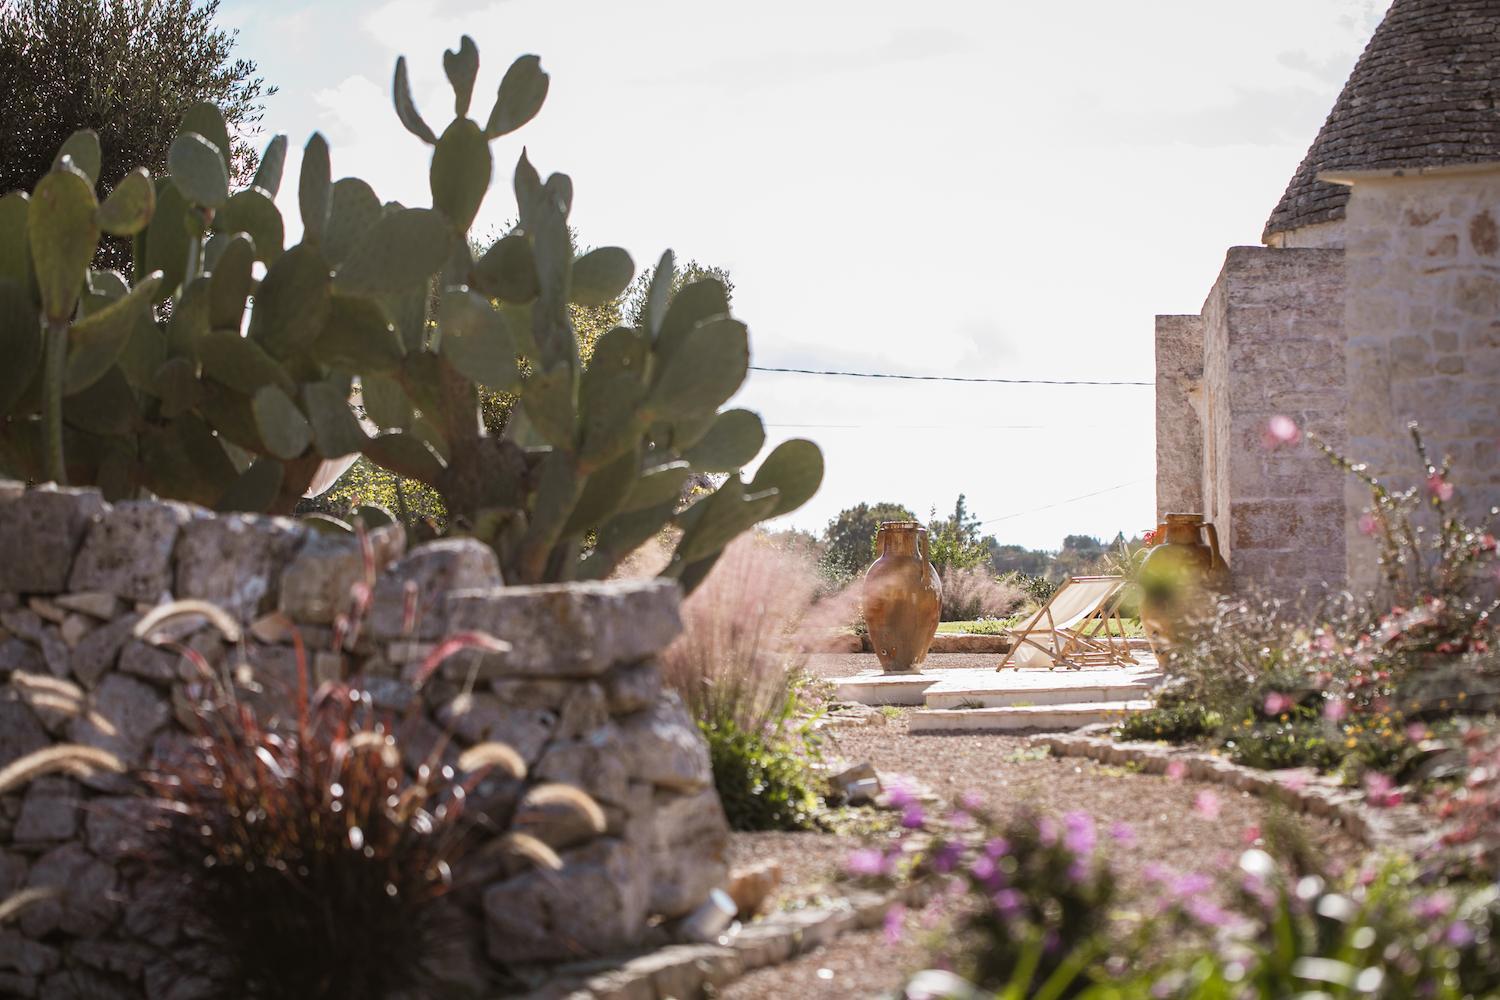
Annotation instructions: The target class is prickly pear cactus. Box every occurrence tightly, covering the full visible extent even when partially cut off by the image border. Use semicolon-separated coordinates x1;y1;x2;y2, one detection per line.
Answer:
0;37;823;592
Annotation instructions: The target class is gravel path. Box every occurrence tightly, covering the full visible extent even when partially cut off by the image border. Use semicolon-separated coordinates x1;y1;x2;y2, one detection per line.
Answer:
718;662;1368;1000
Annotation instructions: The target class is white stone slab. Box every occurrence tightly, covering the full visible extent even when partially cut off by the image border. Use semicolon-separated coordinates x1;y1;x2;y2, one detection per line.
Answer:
908;700;1153;733
921;667;1163;709
831;671;944;706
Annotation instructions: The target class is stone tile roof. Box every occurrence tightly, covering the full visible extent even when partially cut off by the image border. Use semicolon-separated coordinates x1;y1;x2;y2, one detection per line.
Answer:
1263;0;1500;240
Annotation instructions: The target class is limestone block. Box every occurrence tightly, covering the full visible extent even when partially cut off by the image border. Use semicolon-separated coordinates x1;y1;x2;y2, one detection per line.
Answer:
84;797;157;858
0;695;49;765
0;487;106;594
434;693;557;765
604;660;662;715
367;539;502;640
445;579;682;679
117;640;178;685
616;692;712;793
277;522;405;625
0;848;26;897
19;843;119;938
0;930;60;977
644;786;730;918
0;639;45;677
67;673;170;769
67;501;196;603
65;614;137;691
13;778;80;844
174;514;308;620
535;725;630;809
483;838;649;964
0;610;69;677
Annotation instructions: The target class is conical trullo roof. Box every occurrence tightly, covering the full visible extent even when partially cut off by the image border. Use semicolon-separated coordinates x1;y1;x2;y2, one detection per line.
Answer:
1263;0;1500;241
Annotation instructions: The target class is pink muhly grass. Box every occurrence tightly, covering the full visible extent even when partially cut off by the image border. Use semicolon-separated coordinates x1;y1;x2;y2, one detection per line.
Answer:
661;535;837;735
937;565;1025;622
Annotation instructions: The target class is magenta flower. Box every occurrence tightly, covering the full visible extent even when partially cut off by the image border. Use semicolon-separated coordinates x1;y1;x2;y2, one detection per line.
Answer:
846;848;891;877
1427;472;1454;502
992;888;1024;919
1165;759;1188;782
1109;821;1137;846
1412;894;1454;921
970;854;998;883
1063;811;1097;856
930;841;962;873
983;837;1010;859
1324;698;1348;722
883;903;906;945
1364;772;1403;808
1445;921;1475;947
1264;691;1293;715
886;783;916;809
901;804;926;829
959;790;985;811
1184;896;1235;928
1358;512;1381;536
1193;790;1221;820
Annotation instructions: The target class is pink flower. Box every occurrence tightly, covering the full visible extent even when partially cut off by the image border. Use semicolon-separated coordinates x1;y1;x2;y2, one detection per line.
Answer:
1323;698;1348;722
1261;415;1302;449
1358;512;1381;537
883;903;906;945
959;790;985;811
1364;772;1403;809
847;849;892;877
1165;759;1188;782
1407;722;1430;742
1264;692;1293;715
1109;821;1137;846
1193;790;1222;820
1427;472;1454;502
1241;824;1261;845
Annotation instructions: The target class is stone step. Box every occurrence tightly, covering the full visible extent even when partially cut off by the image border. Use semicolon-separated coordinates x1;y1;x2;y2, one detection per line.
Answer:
907;700;1153;733
922;673;1161;710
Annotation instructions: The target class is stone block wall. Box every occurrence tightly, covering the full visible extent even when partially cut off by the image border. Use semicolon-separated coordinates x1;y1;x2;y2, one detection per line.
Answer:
1336;166;1500;594
1195;246;1348;597
0;482;728;998
1154;315;1205;521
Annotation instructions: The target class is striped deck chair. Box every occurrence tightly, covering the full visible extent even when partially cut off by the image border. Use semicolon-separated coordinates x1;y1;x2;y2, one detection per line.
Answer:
995;575;1137;671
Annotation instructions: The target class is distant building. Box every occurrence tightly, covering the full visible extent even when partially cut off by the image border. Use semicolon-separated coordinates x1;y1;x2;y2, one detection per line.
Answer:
1154;0;1500;599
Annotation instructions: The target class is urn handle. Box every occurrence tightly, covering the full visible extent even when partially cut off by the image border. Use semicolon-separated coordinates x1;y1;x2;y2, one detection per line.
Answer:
918;529;931;566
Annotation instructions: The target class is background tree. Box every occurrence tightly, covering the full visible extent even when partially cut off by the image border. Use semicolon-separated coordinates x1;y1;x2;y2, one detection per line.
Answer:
818;501;916;583
0;0;273;270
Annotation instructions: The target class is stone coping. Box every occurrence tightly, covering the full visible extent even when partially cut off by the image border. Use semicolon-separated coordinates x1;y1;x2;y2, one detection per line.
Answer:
518;882;929;999
1029;731;1432;855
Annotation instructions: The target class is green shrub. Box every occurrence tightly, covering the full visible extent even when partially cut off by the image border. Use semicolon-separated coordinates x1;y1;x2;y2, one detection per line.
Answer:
1221;717;1344;771
699;717;823;832
1114;704;1220;743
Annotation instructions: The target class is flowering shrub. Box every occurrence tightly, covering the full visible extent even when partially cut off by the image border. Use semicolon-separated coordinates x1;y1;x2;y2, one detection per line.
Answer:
1430;720;1500;879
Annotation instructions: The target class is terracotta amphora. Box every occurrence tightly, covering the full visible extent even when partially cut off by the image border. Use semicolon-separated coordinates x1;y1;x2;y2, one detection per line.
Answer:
1139;512;1229;651
863;521;942;673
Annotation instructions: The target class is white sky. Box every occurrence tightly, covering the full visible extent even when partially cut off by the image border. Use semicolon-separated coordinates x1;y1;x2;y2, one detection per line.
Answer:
220;0;1392;549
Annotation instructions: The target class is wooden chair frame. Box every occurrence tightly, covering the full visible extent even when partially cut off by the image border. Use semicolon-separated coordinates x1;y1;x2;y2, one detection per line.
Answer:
995;575;1139;671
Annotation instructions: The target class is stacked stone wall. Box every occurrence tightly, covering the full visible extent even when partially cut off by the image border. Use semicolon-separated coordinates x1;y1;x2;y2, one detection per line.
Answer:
1339;167;1500;594
0;482;728;998
1195;247;1348;597
1153;315;1205;521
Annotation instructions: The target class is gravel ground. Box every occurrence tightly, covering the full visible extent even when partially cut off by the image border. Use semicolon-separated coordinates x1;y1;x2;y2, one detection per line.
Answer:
717;658;1367;1000
806;651;1001;681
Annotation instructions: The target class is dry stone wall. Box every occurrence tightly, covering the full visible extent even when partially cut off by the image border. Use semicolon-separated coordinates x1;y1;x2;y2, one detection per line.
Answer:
1337;166;1500;594
1153;315;1205;521
0;482;728;999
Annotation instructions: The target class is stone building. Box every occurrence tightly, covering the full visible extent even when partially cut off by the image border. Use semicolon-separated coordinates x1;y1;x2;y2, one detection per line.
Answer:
1154;0;1500;599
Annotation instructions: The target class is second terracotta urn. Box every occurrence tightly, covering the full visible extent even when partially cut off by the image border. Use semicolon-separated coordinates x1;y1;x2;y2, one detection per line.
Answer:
1139;512;1230;651
863;521;942;673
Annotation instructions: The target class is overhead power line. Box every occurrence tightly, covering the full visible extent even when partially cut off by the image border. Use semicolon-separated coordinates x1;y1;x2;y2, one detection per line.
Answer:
978;480;1149;525
749;365;1154;387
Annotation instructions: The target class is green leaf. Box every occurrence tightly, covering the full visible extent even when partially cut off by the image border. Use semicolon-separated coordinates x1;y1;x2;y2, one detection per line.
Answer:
198;385;265;452
474;233;538;304
323;178;383;268
248;243;332;359
116;311;166;392
140;416;236;507
643;249;674;339
215;188;285;265
314;294;405;374
485;55;549;138
86;269;127;302
253;134;289;196
619;461;690;513
209;233;256;331
152;357;204;419
749;438;824;517
521;364;576;450
299;133;332;244
63;366;137;435
438;287;517;390
168;133;230;209
64;272;163;393
0;279;41;414
95;168;155;236
393;56;438;144
564;445;640;536
443;35;480;116
587;325;649;381
578;373;646;469
571;247;633;306
681;408;765;472
178;101;233;176
647;317;748;417
252;384;312;459
198;329;295;397
217;458;285;513
430;118;491;232
673;478;780;565
657;277;730;362
52;131;101;185
303;380;367;458
333;208;450;297
360;374;412;430
139;179;188;298
0;193;31;289
364;431;445;484
166;275;210;357
29;168;100;321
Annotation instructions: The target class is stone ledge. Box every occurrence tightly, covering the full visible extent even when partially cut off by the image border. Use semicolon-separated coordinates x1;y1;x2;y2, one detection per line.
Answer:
1030;732;1431;854
522;882;930;1000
